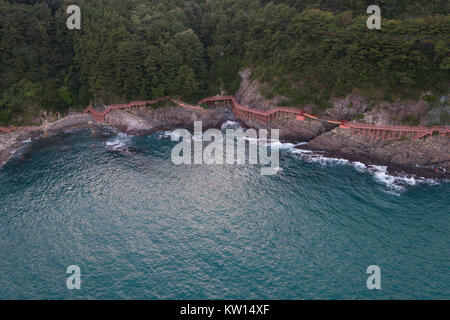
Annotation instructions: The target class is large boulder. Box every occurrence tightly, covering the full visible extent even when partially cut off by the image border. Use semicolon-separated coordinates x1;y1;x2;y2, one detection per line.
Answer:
105;110;158;135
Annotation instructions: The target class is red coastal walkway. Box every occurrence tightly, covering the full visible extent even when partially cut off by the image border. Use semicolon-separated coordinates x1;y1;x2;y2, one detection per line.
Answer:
1;95;449;142
199;95;449;141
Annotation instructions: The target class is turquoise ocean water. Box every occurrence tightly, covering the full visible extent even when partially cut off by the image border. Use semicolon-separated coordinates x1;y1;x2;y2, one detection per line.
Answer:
0;127;448;299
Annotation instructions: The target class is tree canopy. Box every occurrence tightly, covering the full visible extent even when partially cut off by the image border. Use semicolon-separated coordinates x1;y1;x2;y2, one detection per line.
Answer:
0;0;448;124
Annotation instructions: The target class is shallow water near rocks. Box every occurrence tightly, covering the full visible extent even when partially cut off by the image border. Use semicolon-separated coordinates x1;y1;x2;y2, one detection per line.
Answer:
0;129;448;299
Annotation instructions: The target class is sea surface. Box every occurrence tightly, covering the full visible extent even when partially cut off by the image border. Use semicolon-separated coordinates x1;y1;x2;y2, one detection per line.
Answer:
0;126;449;299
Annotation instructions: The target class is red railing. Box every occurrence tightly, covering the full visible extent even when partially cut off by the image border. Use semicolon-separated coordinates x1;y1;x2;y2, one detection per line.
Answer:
2;95;449;141
197;95;450;140
0;126;17;133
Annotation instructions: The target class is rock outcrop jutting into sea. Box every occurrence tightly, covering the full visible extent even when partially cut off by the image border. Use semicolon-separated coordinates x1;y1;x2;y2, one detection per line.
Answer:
1;77;449;178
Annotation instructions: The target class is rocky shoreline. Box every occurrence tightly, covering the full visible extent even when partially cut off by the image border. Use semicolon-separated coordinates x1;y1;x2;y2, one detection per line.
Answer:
0;105;230;167
1;104;449;180
301;126;449;179
234;68;449;179
0;114;95;167
236;116;449;179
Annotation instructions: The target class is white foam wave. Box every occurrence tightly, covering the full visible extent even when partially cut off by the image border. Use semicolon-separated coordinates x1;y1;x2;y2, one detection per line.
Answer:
151;130;444;194
280;142;349;165
156;130;198;141
221;121;241;130
352;162;367;172
365;165;441;195
368;165;406;193
156;131;174;139
4;137;33;164
241;137;303;150
106;133;133;151
283;143;441;194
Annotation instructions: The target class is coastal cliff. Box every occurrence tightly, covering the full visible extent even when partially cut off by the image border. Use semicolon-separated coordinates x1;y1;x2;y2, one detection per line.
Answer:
1;79;449;179
234;68;449;177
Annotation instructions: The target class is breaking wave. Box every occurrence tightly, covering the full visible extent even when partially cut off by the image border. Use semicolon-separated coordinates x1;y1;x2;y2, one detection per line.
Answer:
2;137;34;166
156;131;174;139
366;165;440;195
111;129;444;195
277;141;441;195
106;132;134;151
221;120;242;130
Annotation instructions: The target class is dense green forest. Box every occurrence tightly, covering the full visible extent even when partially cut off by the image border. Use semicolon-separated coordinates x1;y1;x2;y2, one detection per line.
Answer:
0;0;449;125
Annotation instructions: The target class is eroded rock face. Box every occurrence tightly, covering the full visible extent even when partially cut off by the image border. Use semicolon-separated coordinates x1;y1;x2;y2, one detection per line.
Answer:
47;114;93;133
235;68;448;127
232;67;449;177
235;68;289;111
238;117;333;142
1;79;448;179
324;95;368;120
127;105;230;132
105;110;157;135
363;100;430;126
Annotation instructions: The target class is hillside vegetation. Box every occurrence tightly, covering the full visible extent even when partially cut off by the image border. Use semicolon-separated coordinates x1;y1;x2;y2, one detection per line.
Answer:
0;0;449;125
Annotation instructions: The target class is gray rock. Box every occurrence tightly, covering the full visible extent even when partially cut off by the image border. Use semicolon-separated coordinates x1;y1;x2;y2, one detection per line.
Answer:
105;110;157;135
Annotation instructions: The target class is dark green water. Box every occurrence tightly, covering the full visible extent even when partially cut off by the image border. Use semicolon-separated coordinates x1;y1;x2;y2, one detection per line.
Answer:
0;129;448;299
